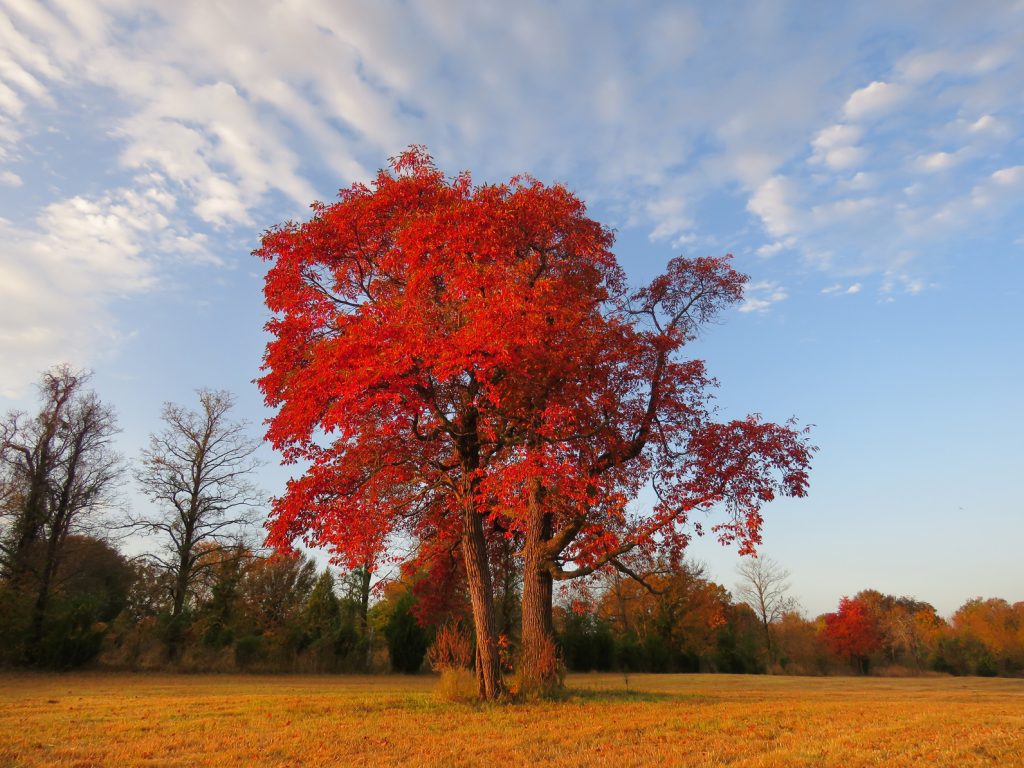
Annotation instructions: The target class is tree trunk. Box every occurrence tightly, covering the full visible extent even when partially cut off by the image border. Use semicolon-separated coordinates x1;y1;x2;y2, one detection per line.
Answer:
27;531;62;662
518;479;557;696
762;617;774;667
461;498;503;700
358;565;371;635
494;535;518;640
166;563;190;662
355;563;372;669
519;538;555;693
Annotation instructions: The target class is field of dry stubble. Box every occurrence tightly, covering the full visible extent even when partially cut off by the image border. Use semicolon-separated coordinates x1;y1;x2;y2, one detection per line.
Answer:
1;672;1022;767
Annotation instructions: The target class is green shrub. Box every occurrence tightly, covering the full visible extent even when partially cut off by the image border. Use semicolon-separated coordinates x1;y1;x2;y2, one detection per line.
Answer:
385;593;427;674
234;635;266;670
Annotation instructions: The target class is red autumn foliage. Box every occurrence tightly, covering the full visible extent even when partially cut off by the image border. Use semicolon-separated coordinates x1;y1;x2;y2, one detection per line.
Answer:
822;596;880;672
256;145;622;566
256;146;632;697
256;147;814;695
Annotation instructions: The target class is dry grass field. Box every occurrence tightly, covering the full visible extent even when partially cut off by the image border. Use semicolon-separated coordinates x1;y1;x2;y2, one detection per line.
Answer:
1;672;1021;767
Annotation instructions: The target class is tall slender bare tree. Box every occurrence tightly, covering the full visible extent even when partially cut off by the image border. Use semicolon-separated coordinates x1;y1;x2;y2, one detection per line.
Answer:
735;554;799;666
130;389;263;660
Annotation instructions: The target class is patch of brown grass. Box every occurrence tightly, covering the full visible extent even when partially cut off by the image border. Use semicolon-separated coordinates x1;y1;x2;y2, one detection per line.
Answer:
1;672;1021;767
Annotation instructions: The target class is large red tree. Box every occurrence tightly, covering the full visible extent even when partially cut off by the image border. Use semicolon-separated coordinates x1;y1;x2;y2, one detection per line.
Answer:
257;147;813;698
256;147;624;699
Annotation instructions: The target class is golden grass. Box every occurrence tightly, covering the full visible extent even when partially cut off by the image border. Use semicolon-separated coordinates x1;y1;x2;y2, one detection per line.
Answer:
1;672;1022;767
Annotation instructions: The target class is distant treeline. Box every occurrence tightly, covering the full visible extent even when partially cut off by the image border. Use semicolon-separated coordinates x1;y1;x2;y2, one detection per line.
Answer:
552;566;1024;678
2;366;1020;677
2;532;1021;678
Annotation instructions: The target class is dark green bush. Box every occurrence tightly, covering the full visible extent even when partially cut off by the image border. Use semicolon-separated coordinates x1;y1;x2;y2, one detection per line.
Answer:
385;592;428;674
234;634;266;669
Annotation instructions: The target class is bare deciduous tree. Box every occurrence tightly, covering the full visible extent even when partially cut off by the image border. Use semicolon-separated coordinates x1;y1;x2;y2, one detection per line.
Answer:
129;389;263;660
735;554;799;666
0;366;122;657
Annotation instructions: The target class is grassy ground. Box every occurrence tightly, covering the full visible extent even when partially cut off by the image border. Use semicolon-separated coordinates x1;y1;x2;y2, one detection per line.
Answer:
1;672;1022;767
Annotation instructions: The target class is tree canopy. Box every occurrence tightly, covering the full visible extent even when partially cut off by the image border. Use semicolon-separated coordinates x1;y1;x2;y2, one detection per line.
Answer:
256;147;814;698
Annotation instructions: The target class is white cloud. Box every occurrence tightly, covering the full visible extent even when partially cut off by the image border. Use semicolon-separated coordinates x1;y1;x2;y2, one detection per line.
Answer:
843;81;908;120
824;146;867;170
822;282;862;295
0;79;25;117
811;196;879;222
918;151;960;172
748;176;801;239
0;0;1020;395
813;124;862;150
991;166;1024;186
645;193;695;246
744;11;1024;289
0;55;50;104
882;270;928;295
967;114;1006;135
5;0;874;245
898;43;1015;84
961;166;1024;212
844;172;875;190
0;169;21;186
111;79;318;225
898;51;960;83
0;180;211;397
969;115;993;132
739;280;788;313
755;239;795;257
810;124;868;170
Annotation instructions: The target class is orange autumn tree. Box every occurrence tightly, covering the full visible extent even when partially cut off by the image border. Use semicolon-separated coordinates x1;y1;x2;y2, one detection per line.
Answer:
951;598;1024;675
596;561;730;665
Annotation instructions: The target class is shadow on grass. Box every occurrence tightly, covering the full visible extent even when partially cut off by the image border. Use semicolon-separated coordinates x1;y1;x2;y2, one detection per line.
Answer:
565;687;707;704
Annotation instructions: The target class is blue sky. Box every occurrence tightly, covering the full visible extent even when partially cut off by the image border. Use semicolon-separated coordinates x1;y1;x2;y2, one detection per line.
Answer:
1;0;1021;616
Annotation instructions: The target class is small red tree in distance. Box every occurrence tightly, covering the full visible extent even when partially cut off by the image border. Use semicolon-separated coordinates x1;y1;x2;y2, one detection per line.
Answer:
823;596;880;673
